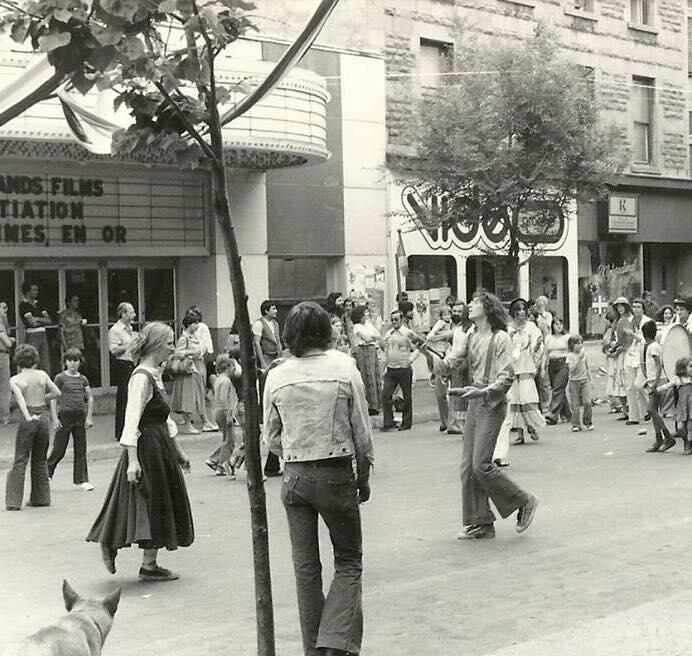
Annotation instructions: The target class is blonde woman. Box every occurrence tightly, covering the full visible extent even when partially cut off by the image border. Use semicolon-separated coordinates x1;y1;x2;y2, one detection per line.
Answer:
87;322;194;582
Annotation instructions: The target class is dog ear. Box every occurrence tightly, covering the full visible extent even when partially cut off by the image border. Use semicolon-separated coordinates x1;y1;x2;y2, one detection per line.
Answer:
102;588;121;617
62;580;80;611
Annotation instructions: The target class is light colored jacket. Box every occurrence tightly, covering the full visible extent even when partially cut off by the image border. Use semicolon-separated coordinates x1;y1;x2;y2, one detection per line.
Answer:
263;349;374;480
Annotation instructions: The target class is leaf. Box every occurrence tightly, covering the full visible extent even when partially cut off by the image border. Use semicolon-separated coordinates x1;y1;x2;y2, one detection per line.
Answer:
215;86;231;105
38;30;71;52
118;35;146;60
52;8;73;22
10;17;30;43
70;71;96;94
157;0;176;12
87;45;117;72
175;142;204;169
95;25;124;46
219;0;256;9
100;0;142;21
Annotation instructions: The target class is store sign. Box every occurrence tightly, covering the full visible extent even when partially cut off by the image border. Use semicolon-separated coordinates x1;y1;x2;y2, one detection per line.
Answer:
608;195;638;234
0;172;208;250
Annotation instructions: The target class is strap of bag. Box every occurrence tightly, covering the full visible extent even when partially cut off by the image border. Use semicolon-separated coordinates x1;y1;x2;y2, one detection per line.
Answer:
482;331;497;385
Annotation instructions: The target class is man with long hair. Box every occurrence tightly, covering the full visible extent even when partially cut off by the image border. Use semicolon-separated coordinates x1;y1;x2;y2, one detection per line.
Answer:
447;291;538;539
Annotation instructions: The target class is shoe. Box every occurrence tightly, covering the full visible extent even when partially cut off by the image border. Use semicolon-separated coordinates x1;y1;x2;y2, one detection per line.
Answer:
77;482;94;491
516;495;538;533
205;459;218;473
457;524;495;540
202;423;219;432
625;420;640;426
608;408;621;414
139;565;179;582
528;429;540;441
617;415;629;422
439;424;447;432
447;426;463;435
637;428;648;436
684;442;692;456
545;416;557;426
644;413;651;422
493;458;510;467
398;425;411;432
380;424;398;432
661;437;676;452
584;425;594;432
214;466;226;476
6;506;20;511
645;442;662;453
101;544;117;574
511;436;525;445
222;462;235;480
572;426;582;432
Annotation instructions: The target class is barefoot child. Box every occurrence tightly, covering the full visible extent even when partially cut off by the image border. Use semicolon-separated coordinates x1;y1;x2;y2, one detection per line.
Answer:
567;335;594;432
47;348;95;490
5;344;61;511
657;357;692;454
205;354;242;479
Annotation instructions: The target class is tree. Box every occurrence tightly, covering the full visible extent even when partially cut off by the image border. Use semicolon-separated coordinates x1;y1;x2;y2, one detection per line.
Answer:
0;0;300;652
400;24;625;291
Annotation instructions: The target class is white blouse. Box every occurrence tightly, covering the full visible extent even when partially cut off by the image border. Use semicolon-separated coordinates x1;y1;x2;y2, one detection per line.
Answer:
119;365;178;447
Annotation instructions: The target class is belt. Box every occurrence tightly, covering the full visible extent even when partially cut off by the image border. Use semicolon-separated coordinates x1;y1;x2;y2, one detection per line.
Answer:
285;457;351;468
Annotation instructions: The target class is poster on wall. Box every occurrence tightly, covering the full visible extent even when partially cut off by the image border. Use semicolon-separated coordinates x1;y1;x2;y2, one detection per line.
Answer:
346;263;386;333
408;290;430;333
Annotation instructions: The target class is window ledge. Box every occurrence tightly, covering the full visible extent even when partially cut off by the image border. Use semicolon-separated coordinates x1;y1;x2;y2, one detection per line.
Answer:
564;8;598;21
501;0;536;6
630;163;662;176
627;22;658;35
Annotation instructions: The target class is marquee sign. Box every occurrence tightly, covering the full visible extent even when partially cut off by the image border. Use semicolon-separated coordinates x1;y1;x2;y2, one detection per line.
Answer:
0;171;208;251
401;186;568;252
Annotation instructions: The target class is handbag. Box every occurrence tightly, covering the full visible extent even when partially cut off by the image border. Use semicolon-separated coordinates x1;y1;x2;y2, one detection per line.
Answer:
165;336;195;377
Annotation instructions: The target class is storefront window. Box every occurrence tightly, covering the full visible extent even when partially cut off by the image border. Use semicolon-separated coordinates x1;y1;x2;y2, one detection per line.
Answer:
144;269;175;325
65;269;101;386
0;269;15;330
405;255;457;296
22;269;61;376
466;256;517;303
107;269;140;327
529;256;569;328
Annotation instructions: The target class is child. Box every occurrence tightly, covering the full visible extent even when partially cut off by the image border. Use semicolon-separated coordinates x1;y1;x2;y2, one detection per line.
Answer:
657;357;692;454
641;320;674;453
5;344;61;511
567;335;594;432
425;306;453;387
47;348;95;490
205;353;243;479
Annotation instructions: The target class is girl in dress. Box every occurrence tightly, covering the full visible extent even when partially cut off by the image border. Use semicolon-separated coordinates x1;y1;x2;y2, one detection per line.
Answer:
658;357;692;455
87;322;194;581
350;304;382;415
602;310;626;414
170;313;207;434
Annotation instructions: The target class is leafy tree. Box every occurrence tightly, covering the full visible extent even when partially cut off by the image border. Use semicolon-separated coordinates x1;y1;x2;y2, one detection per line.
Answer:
401;24;625;289
0;0;281;651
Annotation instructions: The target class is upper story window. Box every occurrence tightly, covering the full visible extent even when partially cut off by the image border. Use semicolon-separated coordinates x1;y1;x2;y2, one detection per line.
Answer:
417;38;453;89
632;76;655;164
572;0;595;11
630;0;654;26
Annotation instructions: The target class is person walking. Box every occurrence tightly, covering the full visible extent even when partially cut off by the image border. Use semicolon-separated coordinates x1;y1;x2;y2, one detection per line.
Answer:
380;309;424;432
350;304;382;416
447;291;538;540
19;281;52;373
602;309;626;415
252;300;283;477
87;322;194;582
185;306;218;432
108;302;137;441
0;300;15;424
544;317;572;425
567;335;594;432
264;301;374;656
623;298;651;426
613;297;635;422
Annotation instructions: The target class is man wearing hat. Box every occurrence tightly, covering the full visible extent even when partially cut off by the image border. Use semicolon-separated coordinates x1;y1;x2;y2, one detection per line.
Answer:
674;296;692;335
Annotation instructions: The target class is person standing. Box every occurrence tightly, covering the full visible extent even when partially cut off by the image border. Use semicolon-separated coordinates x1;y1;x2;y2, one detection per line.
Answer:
602;310;626;415
641;320;674;452
544;317;572;425
380;310;424;432
674;296;692;334
623;298;651;426
19;281;52;374
566;335;594;432
185;306;217;432
657;305;675;344
87;322;194;582
108;302;137;441
264;302;374;656
444;303;474;435
350;305;382;416
612;297;635;421
0;301;16;424
426;306;455;431
643;290;659;322
447;291;538;540
252;300;283;477
59;294;85;354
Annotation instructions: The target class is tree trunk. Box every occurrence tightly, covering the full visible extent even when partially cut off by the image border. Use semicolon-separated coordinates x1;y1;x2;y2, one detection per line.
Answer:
209;149;276;654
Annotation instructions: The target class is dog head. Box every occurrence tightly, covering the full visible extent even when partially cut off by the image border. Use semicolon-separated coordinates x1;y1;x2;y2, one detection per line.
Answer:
62;580;121;644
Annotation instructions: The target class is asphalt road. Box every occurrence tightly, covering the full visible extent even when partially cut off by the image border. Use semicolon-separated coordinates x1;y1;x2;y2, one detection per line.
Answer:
2;402;692;655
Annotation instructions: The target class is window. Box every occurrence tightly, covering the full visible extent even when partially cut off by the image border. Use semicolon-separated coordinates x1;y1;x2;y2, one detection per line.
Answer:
632;76;654;164
418;38;452;89
572;0;595;11
630;0;654;26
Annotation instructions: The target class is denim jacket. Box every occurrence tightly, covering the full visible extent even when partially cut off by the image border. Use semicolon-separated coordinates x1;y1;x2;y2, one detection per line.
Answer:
263;350;375;481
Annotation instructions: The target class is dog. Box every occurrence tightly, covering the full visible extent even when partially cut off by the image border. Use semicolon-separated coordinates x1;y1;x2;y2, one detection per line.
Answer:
3;580;121;656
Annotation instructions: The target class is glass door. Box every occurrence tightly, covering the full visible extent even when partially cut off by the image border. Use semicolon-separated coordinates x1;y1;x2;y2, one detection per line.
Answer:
107;268;140;386
64;269;101;386
21;270;61;376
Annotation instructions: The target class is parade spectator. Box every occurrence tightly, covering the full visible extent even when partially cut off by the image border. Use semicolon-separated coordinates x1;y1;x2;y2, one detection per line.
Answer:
87;322;194;582
381;309;424;431
0;300;15;424
19;281;52;373
5;344;61;511
109;302;137;441
59;294;85;354
567;335;594;432
613;297;635;422
657;305;675;344
252;300;283;477
641;320;674;453
170;313;207;434
674;296;692;334
544;317;572;425
658;357;692;455
507;298;545;444
326;292;350;354
444;302;473;435
447;291;538;539
602;310;626;414
350;304;382;416
184;307;218;432
643;290;659;322
47;348;94;490
623;298;651;426
398;300;415;327
263;301;374;656
533;296;553;338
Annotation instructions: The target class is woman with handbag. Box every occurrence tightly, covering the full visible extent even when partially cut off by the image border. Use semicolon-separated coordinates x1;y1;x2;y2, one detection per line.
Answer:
170;313;207;434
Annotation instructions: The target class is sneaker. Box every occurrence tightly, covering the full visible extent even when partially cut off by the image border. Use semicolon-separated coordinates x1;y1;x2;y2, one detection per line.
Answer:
77;482;94;491
516;495;538;533
222;461;236;480
205;459;218;473
457;524;495;540
139;565;179;582
101;544;117;574
625;420;640;426
584;425;594;432
661;437;676;452
202;423;219;432
572;426;582;432
439;424;447;432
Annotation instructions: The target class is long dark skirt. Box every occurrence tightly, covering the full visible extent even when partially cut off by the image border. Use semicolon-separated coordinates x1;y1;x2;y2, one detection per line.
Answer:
86;424;194;550
353;344;382;412
547;357;571;422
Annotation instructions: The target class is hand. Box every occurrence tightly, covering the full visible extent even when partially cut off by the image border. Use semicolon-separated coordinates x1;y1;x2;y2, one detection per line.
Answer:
41;310;49;317
177;452;191;472
9;336;15;345
358;480;371;504
53;417;62;429
126;459;142;484
85;418;94;429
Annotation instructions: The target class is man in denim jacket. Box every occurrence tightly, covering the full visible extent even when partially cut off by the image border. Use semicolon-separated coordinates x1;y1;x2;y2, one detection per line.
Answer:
264;302;374;656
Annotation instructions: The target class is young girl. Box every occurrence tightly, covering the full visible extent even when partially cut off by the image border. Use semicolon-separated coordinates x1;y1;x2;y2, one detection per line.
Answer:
426;306;453;387
205;354;243;479
47;348;95;490
657;357;692;454
5;344;61;511
567;335;594;432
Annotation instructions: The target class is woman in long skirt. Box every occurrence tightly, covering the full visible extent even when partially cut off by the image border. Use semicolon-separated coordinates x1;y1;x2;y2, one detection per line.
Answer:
602;310;626;413
507;298;546;444
351;305;382;415
87;322;194;582
170;314;207;434
544;317;572;424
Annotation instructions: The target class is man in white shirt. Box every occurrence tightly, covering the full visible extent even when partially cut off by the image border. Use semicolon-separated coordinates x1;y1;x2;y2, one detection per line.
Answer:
624;298;651;426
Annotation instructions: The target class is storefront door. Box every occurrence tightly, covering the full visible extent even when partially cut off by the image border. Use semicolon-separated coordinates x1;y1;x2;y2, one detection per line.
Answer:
21;269;61;377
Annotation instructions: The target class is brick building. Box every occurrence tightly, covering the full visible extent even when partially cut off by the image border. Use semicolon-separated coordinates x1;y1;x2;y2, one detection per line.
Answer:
382;0;692;334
